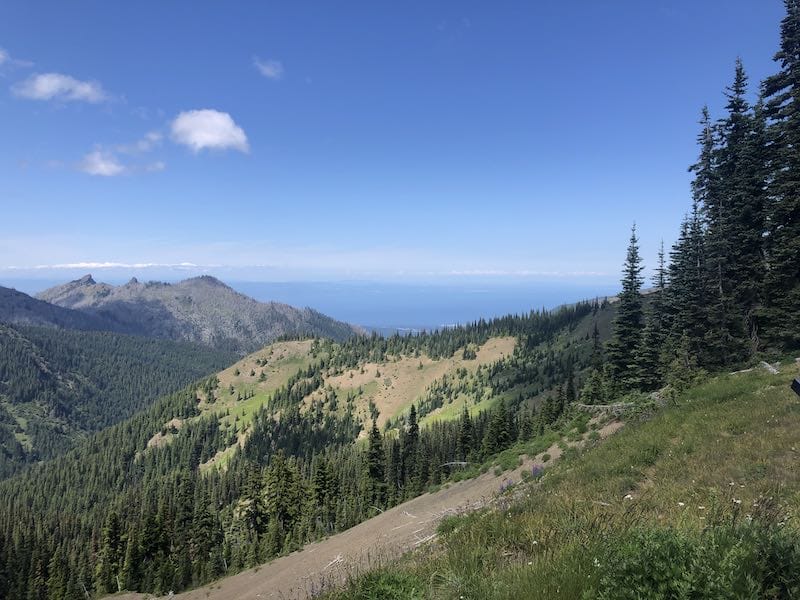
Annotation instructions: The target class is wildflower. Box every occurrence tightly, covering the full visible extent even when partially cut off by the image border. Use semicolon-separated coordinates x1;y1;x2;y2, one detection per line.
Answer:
678;502;685;507
593;558;601;568
532;540;538;545
624;494;633;500
733;498;742;505
698;506;705;510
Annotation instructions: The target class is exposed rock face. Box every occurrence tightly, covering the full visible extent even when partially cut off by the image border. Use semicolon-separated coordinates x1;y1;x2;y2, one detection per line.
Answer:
37;275;362;353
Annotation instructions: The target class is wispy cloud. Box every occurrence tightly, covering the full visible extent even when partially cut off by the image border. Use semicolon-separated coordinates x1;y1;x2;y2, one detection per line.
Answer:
116;131;162;154
253;57;283;80
78;132;166;176
0;47;33;69
170;109;249;153
12;72;108;103
3;262;205;270
79;150;126;176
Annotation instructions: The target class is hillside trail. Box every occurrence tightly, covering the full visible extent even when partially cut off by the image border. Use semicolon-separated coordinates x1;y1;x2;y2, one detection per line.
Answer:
115;419;622;600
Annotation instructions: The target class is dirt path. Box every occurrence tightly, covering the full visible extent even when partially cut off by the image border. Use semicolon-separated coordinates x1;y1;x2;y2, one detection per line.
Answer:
116;419;622;600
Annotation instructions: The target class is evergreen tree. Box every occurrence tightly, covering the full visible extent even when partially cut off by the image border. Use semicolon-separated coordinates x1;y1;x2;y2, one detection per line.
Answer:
482;399;510;456
606;225;645;391
456;404;474;461
95;511;123;594
761;0;800;348
667;206;708;368
366;420;386;507
637;241;669;390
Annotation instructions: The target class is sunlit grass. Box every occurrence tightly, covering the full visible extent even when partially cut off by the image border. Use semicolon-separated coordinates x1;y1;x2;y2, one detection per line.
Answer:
324;364;800;599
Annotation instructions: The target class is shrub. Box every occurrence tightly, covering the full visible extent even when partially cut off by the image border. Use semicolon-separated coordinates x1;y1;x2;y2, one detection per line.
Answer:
337;571;426;600
592;521;800;599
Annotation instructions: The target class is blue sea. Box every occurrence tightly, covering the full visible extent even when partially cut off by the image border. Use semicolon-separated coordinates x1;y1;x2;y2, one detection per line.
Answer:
5;278;619;333
229;280;618;332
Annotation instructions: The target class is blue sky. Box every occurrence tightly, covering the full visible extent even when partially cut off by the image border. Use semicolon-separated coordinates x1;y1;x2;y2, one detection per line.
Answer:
0;1;787;285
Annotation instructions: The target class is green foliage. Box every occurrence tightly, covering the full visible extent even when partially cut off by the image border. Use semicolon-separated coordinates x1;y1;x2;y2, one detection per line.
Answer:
321;363;800;600
331;571;426;600
593;521;800;599
606;225;645;392
0;298;608;599
0;323;235;478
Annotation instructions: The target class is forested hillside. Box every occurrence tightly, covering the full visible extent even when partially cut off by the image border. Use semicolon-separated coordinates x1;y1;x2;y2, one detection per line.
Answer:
0;299;610;598
0;3;798;599
326;3;800;596
0;324;237;478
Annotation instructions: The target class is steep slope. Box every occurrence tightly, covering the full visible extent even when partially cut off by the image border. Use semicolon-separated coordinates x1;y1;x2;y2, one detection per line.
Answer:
0;300;606;599
323;363;800;599
0;323;237;478
37;274;362;353
0;284;130;332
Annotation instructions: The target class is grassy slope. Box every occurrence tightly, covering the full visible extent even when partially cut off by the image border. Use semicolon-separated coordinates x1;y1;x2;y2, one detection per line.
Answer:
142;336;517;472
326;360;800;599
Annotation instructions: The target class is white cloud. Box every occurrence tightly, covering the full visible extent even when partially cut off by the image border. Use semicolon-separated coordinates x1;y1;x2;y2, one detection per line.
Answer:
10;262;202;270
116;131;162;154
0;48;8;65
170;109;249;153
12;72;107;103
253;57;283;80
79;150;126;176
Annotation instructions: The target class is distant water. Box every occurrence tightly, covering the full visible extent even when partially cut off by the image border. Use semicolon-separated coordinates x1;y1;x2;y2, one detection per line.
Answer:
230;281;619;332
3;277;619;333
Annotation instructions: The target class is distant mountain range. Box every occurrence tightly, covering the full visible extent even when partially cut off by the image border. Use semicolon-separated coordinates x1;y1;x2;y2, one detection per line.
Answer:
0;284;127;332
1;274;362;353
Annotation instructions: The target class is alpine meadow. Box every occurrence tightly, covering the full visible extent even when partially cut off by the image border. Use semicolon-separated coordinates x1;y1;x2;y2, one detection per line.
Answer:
1;2;799;600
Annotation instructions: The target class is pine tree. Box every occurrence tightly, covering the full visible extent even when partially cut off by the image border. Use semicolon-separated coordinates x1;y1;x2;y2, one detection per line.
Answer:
667;204;709;368
366;419;386;506
95;510;123;594
702;59;759;364
400;405;419;493
606;224;645;392
761;0;800;349
590;321;602;368
636;241;669;390
482;399;510;455
456;404;473;461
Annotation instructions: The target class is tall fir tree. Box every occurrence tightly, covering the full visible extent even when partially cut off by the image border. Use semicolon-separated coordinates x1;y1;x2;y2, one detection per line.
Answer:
606;224;645;392
366;419;386;507
761;0;800;349
637;241;669;390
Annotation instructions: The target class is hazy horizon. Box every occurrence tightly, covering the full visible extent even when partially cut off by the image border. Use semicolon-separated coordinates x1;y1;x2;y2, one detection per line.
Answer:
1;273;618;330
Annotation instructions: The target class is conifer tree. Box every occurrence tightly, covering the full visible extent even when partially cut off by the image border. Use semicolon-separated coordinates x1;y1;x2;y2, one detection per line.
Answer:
482;399;510;456
606;225;645;391
637;241;669;390
456;404;473;461
366;420;386;506
95;510;124;594
761;0;800;348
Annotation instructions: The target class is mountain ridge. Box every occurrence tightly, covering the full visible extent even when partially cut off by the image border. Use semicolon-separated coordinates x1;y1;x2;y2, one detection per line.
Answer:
36;274;363;353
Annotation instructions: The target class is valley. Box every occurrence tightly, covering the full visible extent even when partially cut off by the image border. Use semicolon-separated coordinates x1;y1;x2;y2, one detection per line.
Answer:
1;2;800;599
